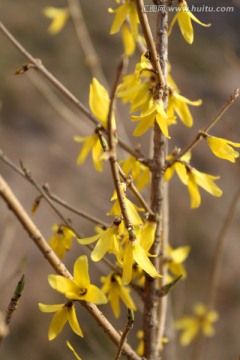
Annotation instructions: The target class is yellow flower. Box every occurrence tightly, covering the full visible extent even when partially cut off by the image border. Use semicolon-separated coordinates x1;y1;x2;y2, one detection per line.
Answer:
120;156;150;190
122;222;159;285
74;133;103;172
187;167;222;208
48;255;108;304
66;341;81;360
168;0;211;44
77;221;122;263
89;78;115;128
167;245;190;280
175;303;219;346
131;100;175;138
168;92;202;127
38;301;83;340
122;24;136;56
43;7;69;35
204;134;240;163
164;152;191;185
48;225;76;259
109;0;139;40
101;273;136;318
108;186;144;226
118;74;152;113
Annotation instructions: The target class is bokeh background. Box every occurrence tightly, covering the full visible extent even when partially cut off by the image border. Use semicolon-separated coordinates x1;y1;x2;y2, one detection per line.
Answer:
0;0;240;359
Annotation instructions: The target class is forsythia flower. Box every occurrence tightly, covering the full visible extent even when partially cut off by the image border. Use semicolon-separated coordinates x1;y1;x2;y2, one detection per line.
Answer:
175;303;219;346
48;225;76;259
43;7;69;34
89;78;115;128
101;273;136;318
48;255;107;303
131;100;175;138
203;134;240;163
122;24;136;56
187;167;222;208
122;222;159;285
109;0;139;40
120;156;150;191
168;92;202;127
168;0;211;44
38;301;83;340
167;245;190;280
66;341;82;360
164;152;191;185
108;186;144;226
74;133;103;172
77;221;122;262
74;78;115;171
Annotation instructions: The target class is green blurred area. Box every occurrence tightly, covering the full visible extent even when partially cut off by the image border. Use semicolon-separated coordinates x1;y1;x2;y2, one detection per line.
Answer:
0;1;240;359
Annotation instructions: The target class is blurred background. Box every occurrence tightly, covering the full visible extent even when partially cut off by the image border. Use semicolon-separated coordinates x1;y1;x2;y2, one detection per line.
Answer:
0;0;240;359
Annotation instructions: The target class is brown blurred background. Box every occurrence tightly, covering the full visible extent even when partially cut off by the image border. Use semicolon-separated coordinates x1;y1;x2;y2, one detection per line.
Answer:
0;0;240;359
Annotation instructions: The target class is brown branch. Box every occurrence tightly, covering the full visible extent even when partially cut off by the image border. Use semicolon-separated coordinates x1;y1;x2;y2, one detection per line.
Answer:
115;309;135;360
135;0;166;90
140;2;169;358
107;59;135;232
0;174;141;360
5;275;25;325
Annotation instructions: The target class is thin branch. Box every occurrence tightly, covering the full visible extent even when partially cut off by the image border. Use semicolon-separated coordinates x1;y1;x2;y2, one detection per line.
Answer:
0;20;140;160
42;184;108;228
107;59;135;233
115;309;135;360
141;1;169;358
0;174;141;360
167;88;240;167
117;165;154;216
135;0;166;90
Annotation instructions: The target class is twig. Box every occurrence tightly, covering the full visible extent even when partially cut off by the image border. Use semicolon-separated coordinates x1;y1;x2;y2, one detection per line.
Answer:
0;174;141;360
5;274;25;325
107;59;135;233
135;0;166;90
0;20;140;160
115;309;135;360
167;88;240;167
42;183;108;228
117;165;154;216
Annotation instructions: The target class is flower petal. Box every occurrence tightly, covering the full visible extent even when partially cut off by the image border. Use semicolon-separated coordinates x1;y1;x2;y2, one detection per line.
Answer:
48;308;68;340
84;284;108;304
48;275;79;295
73;255;90;288
67;305;83;337
38;303;64;313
